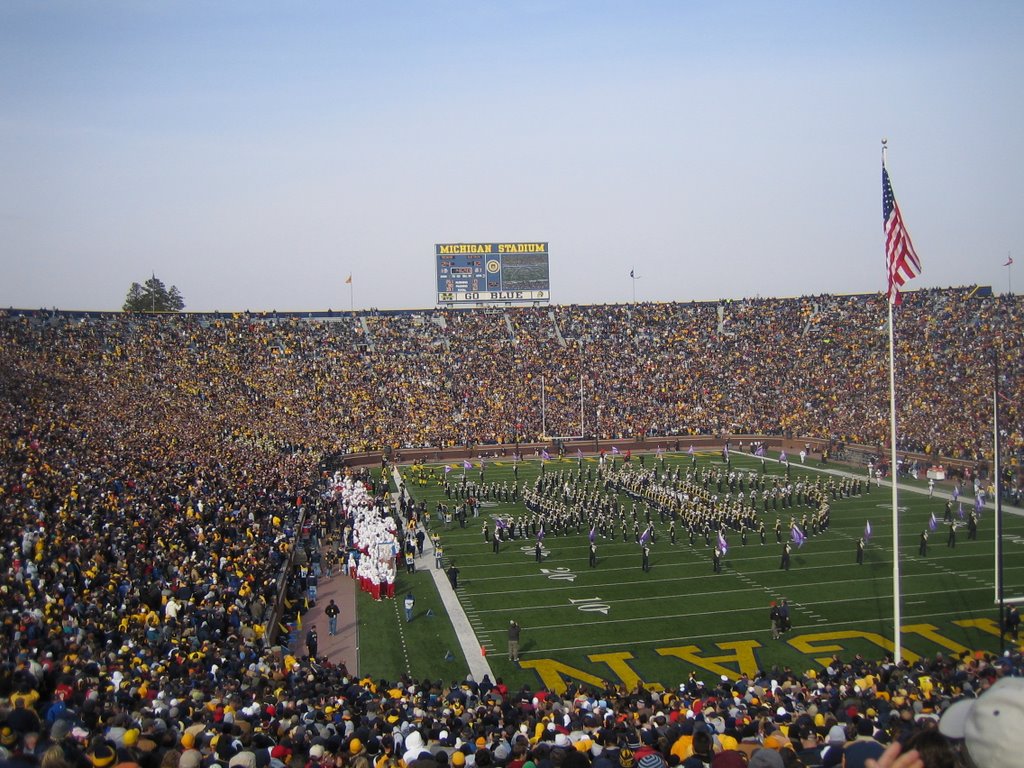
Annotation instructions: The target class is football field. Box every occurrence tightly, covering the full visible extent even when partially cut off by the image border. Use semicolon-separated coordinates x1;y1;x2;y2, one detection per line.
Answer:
361;451;1024;692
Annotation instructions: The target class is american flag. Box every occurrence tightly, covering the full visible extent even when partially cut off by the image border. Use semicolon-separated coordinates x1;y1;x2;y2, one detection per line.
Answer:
883;164;921;306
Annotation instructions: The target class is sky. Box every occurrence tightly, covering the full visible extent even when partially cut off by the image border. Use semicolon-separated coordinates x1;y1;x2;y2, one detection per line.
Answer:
1;1;1022;312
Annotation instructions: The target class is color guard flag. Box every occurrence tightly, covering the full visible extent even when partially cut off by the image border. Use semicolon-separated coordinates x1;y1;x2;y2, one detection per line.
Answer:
541;449;551;460
589;525;596;543
791;524;806;548
639;526;651;546
463;460;472;470
577;448;583;458
444;465;451;474
929;512;937;531
537;526;545;541
779;450;787;463
717;531;729;555
687;445;694;455
883;163;921;306
612;446;620;455
958;503;965;519
864;520;872;542
755;444;765;457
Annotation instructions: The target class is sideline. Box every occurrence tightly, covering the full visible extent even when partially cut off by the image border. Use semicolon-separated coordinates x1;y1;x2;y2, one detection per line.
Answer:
392;466;495;683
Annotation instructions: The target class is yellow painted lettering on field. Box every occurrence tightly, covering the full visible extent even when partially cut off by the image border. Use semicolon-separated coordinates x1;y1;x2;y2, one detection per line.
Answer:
953;618;1003;638
787;631;919;667
657;640;761;680
901;624;968;654
588;652;643;690
518;659;606;695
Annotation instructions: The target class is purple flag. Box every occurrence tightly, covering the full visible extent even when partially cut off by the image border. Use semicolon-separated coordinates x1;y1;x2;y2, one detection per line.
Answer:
687;445;694;455
952;486;960;501
537;526;545;541
496;518;507;530
791;524;805;548
639;526;651;546
444;465;452;474
779;450;788;463
612;446;620;455
755;444;765;457
656;446;663;456
929;513;937;531
541;449;551;460
589;525;596;543
463;460;472;470
577;448;583;458
717;532;729;555
864;521;872;542
958;503;965;519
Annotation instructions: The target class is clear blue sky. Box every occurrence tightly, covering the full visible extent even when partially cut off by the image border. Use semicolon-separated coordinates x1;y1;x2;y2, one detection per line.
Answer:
2;1;1021;311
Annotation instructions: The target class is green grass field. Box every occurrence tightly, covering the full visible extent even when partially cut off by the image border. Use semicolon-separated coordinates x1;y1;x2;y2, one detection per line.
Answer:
358;451;1024;693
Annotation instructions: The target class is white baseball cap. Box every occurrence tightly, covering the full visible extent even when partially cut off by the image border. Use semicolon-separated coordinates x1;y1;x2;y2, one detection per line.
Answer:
939;678;1024;768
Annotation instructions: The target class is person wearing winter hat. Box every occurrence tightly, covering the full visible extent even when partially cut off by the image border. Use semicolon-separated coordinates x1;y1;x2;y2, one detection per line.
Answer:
90;742;118;768
747;748;783;768
939;677;1024;768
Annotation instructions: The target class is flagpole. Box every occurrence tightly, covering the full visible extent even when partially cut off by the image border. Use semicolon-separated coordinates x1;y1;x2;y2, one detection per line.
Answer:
883;139;903;665
1007;252;1013;295
541;374;546;439
580;372;585;439
994;352;1005;650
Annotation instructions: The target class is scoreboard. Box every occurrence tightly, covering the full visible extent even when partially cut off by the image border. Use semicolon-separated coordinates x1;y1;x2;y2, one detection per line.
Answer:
436;242;550;305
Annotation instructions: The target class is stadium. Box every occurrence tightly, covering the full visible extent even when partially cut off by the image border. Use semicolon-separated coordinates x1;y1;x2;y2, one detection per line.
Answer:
4;3;1024;765
1;283;1022;768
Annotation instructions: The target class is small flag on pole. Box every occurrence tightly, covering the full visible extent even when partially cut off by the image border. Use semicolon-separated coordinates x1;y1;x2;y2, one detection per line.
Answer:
883;163;921;306
1005;256;1014;267
345;274;353;285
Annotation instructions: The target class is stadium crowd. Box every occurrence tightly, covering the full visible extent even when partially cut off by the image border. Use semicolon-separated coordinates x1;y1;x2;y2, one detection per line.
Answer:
1;287;1023;768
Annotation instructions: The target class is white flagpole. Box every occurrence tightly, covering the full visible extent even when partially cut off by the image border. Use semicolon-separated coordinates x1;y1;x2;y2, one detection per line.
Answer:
580;372;585;438
541;374;546;439
883;140;903;665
